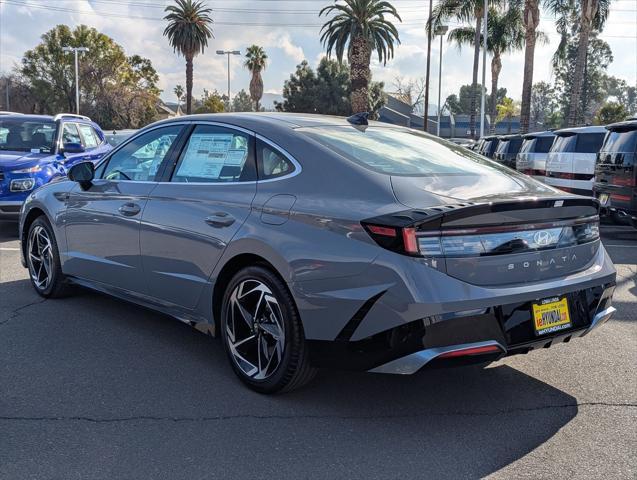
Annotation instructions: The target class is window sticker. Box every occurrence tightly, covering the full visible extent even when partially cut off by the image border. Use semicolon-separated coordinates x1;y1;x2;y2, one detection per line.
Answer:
177;133;246;179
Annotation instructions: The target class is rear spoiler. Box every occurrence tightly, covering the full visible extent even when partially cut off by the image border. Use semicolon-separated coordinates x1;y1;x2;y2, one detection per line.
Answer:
363;197;600;232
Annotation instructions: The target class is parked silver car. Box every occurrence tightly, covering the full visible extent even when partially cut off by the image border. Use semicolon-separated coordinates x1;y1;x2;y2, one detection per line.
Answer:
19;113;616;392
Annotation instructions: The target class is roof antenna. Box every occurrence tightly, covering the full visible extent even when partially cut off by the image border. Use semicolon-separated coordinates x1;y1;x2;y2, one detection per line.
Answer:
347;112;369;126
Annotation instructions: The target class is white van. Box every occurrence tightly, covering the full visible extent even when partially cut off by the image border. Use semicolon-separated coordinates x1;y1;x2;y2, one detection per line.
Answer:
545;126;606;196
516;131;555;182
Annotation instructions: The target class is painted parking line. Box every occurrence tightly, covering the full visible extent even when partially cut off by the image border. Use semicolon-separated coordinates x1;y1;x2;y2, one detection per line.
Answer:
603;244;636;248
0;247;20;251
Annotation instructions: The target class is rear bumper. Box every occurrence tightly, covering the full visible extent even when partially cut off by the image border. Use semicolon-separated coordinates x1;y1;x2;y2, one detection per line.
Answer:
307;282;616;373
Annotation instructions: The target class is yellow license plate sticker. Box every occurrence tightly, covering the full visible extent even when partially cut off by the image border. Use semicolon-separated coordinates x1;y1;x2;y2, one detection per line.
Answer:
532;297;571;336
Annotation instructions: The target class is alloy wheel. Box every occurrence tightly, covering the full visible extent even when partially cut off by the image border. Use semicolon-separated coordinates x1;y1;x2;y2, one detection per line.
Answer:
225;279;286;380
27;225;53;291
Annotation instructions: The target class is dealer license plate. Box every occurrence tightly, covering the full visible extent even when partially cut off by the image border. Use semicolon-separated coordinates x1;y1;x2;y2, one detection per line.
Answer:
532;297;571;336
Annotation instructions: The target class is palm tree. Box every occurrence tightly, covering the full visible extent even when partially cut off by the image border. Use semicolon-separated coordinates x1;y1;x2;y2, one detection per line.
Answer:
430;0;490;139
520;0;570;133
163;0;213;114
447;6;529;132
566;0;609;126
174;84;184;114
319;0;401;114
244;45;268;111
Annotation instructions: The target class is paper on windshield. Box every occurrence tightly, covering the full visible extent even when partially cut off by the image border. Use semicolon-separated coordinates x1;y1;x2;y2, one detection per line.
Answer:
176;133;247;179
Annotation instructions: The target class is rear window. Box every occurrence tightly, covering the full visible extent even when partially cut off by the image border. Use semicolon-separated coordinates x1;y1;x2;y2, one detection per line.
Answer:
550;133;576;153
602;129;637;153
535;136;554;153
575;133;605;153
519;138;535;153
299;126;515;176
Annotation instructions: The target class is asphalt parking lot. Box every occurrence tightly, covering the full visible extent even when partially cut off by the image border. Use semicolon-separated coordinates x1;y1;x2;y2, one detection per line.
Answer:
0;220;635;479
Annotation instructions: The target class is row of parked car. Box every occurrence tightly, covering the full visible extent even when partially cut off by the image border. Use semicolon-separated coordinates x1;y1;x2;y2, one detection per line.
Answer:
473;121;637;229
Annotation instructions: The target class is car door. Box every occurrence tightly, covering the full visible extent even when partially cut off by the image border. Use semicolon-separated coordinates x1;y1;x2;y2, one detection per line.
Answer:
140;123;257;309
63;124;186;294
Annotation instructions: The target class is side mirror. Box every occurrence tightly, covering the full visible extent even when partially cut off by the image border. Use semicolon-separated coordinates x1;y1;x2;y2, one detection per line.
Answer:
68;161;95;189
62;142;85;155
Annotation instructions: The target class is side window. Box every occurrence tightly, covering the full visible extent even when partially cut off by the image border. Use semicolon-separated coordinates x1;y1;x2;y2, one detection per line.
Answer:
575;133;605;153
78;124;98;148
171;125;255;183
101;125;183;181
257;140;295;180
61;123;82;144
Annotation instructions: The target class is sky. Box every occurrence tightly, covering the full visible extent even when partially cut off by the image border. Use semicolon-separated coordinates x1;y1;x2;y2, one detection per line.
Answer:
0;0;636;108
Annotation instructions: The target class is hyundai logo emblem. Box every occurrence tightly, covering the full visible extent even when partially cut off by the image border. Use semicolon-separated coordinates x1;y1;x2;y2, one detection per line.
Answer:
533;230;554;246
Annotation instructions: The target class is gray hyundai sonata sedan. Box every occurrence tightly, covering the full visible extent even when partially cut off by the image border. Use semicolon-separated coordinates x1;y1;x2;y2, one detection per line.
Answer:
19;113;616;393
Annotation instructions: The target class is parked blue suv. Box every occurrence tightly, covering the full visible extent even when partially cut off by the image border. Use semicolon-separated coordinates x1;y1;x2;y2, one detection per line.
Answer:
0;113;112;219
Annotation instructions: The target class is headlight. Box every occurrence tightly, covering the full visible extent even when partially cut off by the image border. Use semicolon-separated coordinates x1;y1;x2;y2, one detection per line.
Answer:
11;165;42;174
10;178;36;192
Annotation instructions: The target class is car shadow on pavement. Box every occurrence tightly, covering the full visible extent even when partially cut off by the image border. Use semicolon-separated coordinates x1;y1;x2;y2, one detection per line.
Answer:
1;280;579;479
0;221;19;243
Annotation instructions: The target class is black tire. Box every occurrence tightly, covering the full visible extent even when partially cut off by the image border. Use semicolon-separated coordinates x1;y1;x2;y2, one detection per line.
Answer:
25;216;73;298
220;265;316;393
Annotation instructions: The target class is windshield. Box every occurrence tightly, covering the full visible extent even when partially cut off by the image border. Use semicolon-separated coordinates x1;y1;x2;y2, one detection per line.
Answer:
0;119;57;153
299;126;518;177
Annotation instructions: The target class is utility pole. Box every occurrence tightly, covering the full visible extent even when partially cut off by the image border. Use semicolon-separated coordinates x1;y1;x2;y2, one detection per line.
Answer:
423;0;433;132
479;6;488;138
62;46;89;114
216;50;241;111
435;25;449;137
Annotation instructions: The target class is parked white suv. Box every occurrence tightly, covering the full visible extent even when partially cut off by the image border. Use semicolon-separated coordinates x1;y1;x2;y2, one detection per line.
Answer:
545;126;606;196
516;131;555;182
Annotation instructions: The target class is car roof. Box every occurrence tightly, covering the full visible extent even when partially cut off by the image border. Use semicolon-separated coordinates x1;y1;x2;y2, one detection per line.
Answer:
157;112;403;130
497;134;522;141
605;119;637;131
553;125;606;135
522;130;555;139
0;114;56;121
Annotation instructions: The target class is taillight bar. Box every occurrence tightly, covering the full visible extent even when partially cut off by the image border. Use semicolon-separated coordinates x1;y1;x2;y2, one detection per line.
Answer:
437;344;502;359
416;215;599;237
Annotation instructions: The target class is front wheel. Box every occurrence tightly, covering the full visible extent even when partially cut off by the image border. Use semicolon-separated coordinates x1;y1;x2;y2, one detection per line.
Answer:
220;266;316;393
26;216;72;298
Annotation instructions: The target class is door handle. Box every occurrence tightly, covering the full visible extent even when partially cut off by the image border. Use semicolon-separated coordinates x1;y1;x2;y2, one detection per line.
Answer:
205;212;235;228
118;202;141;216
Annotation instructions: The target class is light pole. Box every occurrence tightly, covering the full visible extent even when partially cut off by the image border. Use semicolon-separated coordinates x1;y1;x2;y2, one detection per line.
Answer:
479;6;488;138
62;46;89;115
435;25;448;137
216;50;241;111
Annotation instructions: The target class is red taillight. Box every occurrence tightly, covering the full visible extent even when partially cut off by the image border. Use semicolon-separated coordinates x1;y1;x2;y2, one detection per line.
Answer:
402;227;419;254
367;225;397;237
437;345;501;359
612;176;636;187
611;194;632;202
363;223;420;256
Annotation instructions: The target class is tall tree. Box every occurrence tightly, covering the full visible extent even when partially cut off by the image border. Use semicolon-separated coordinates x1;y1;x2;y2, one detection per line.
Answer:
566;0;610;126
174;84;184;113
20;24;160;128
430;0;490;139
163;0;213;114
496;97;520;134
529;81;558;130
244;45;268;111
519;0;540;133
276;57;386;118
447;6;527;133
319;0;401;114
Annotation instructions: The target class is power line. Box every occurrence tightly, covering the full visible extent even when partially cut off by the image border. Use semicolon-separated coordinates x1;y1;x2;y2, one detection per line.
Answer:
1;0;635;35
